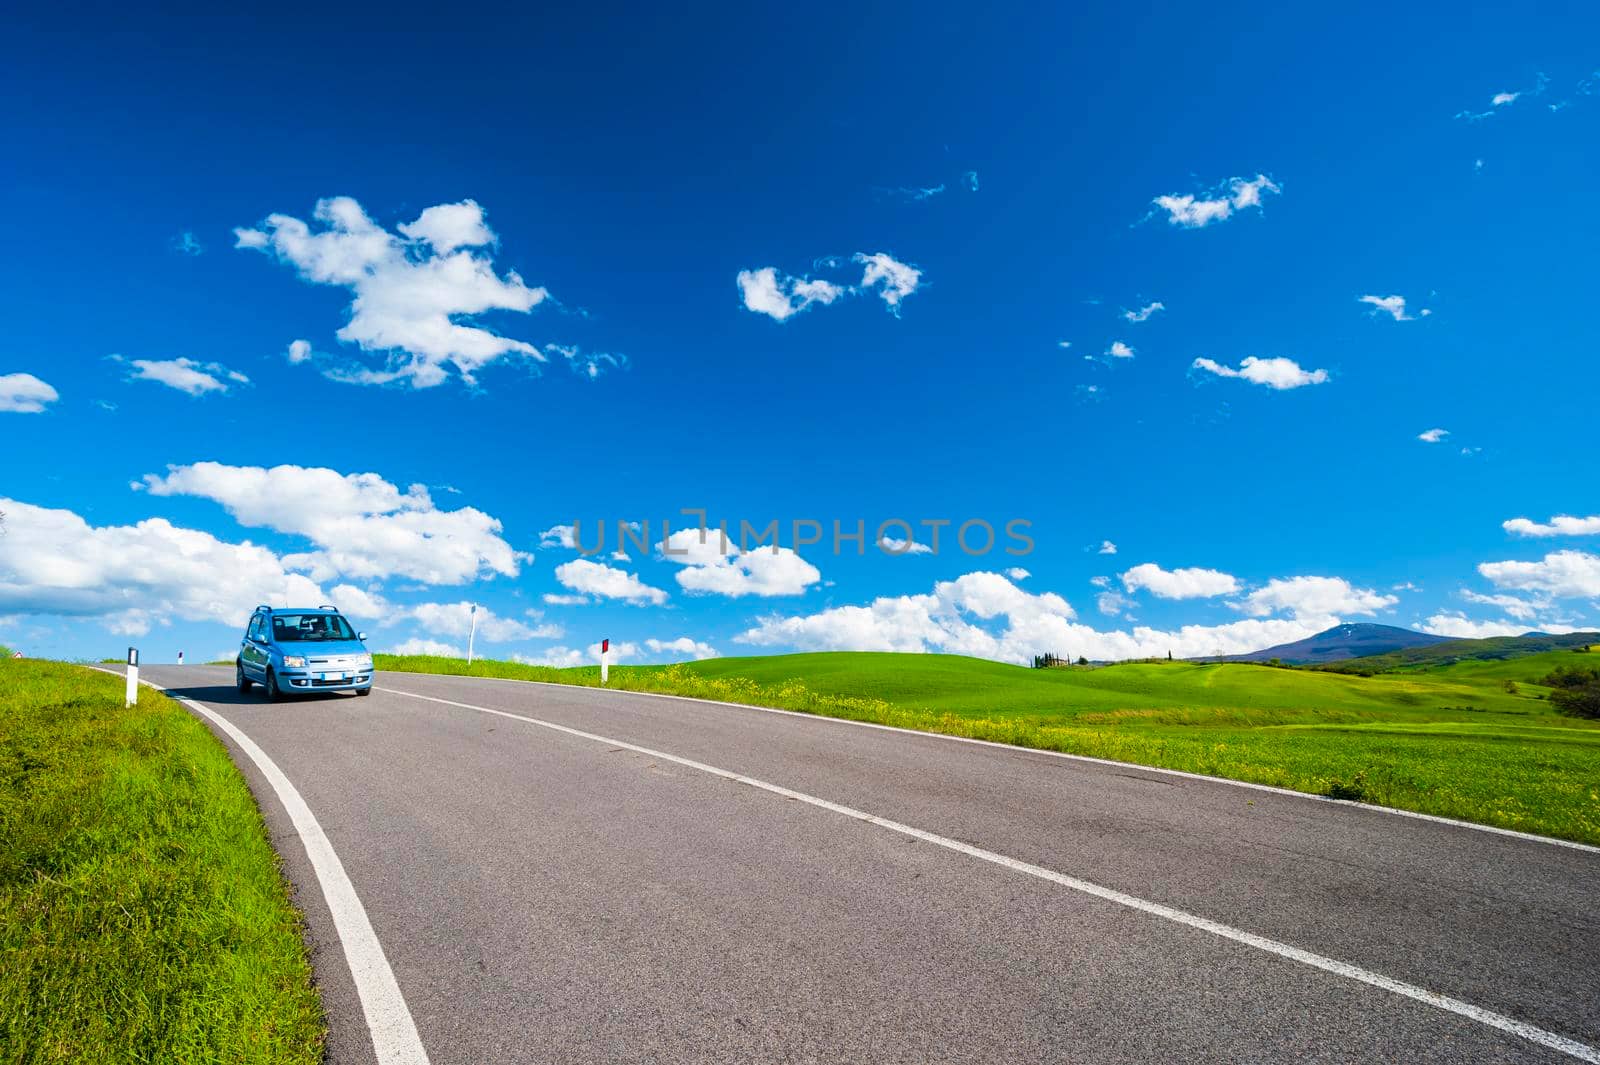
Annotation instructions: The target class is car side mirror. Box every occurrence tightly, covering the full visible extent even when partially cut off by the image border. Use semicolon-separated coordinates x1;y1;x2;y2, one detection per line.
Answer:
358;632;368;642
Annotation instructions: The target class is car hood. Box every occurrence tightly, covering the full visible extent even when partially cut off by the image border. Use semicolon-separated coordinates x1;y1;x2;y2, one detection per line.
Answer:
289;641;370;657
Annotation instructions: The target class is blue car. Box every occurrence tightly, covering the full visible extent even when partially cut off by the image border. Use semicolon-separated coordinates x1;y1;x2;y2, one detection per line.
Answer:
237;605;374;701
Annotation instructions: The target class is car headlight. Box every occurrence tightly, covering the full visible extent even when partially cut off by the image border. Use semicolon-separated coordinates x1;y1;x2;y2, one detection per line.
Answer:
358;655;373;670
281;655;307;668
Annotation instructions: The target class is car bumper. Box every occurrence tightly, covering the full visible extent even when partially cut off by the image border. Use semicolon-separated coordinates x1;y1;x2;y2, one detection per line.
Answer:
279;670;374;691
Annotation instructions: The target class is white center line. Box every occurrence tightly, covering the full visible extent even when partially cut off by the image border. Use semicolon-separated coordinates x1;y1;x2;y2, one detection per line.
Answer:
380;683;1600;1064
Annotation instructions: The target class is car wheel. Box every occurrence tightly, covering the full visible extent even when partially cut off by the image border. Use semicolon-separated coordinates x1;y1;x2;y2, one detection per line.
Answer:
236;660;252;692
355;686;371;697
265;669;282;702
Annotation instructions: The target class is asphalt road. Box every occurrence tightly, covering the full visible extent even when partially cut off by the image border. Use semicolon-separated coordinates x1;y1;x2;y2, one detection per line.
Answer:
128;665;1598;1064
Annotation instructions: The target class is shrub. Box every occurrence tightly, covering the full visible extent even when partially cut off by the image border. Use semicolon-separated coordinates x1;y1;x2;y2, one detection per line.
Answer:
1540;665;1600;689
1549;683;1600;720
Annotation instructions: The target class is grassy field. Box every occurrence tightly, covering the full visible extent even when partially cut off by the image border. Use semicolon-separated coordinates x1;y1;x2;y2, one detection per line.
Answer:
377;649;1600;845
0;656;325;1062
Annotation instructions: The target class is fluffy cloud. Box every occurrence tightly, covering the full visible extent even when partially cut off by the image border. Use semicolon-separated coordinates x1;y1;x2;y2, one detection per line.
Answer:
139;462;524;585
1420;611;1579;639
117;357;249;396
552;559;668;605
1503;515;1600;538
287;339;313;365
1106;341;1135;360
1459;589;1548;622
404;601;560;642
644;636;719;660
1122;301;1165;323
0;373;59;413
878;536;933;556
737;570;1330;664
1098;541;1118;555
853;252;921;311
1151;174;1279;228
736;267;845;322
737;252;921;321
384;638;465;657
1233;576;1397;619
236;196;555;388
1478;551;1600;599
1418;428;1449;443
542;593;590;606
660;528;820;598
1192;356;1328;390
1121;562;1239;599
517;640;637;668
1358;294;1431;321
0;496;324;636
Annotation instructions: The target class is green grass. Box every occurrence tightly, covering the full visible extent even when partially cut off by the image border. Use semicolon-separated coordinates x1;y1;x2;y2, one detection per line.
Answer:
0;658;325;1063
376;649;1600;846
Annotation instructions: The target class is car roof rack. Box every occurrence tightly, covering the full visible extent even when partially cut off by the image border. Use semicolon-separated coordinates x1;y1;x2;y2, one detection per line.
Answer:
254;604;272;614
318;604;338;612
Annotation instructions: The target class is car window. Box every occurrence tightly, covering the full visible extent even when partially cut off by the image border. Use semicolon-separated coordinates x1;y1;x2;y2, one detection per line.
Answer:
247;615;264;640
271;613;358;642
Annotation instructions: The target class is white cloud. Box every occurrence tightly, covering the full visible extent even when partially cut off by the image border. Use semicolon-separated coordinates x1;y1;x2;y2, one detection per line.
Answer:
542;593;590;606
0;496;324;636
853;252;922;311
384;638;465;657
516;640;637;669
1492;91;1520;106
1151;174;1279;228
660;528;820;598
878;536;933;556
736;570;1332;664
1005;567;1030;580
1122;301;1165;323
1098;541;1118;555
1418;428;1449;443
287;339;313;364
139;462;524;585
552;559;668;605
1460;589;1548;622
539;524;576;548
1479;550;1600;599
644;636;719;660
1097;591;1133;617
738;252;921;321
1502;515;1600;538
404;601;560;642
1419;611;1579;639
736;267;845;321
1121;563;1239;599
1106;341;1135;359
329;583;391;619
1358;294;1431;321
118;357;249;396
1233;576;1397;619
1192;356;1328;390
0;373;59;413
236;196;556;388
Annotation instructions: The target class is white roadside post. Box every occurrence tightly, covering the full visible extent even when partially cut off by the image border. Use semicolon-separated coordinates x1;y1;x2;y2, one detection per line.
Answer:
600;638;610;685
177;649;184;666
125;647;139;707
466;603;478;665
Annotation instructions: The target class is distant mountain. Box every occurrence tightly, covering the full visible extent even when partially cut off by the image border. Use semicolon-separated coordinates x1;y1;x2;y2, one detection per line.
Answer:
1213;623;1453;665
1315;630;1600;674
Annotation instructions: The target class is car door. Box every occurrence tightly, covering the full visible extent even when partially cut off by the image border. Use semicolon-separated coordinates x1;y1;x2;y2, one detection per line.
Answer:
243;615;267;677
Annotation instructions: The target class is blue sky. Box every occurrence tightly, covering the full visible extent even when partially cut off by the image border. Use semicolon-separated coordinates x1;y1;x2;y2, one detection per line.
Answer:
2;5;1597;665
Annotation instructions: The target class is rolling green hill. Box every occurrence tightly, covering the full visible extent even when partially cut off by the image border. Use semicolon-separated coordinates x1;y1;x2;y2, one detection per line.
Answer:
1315;631;1599;674
378;648;1600;845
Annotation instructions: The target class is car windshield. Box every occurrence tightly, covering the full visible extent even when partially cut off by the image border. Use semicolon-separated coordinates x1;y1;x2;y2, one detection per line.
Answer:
271;613;358;642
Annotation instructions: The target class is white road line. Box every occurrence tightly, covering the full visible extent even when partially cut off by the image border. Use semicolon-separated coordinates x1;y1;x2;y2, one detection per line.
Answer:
400;670;1600;855
380;683;1600;1064
99;669;430;1065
